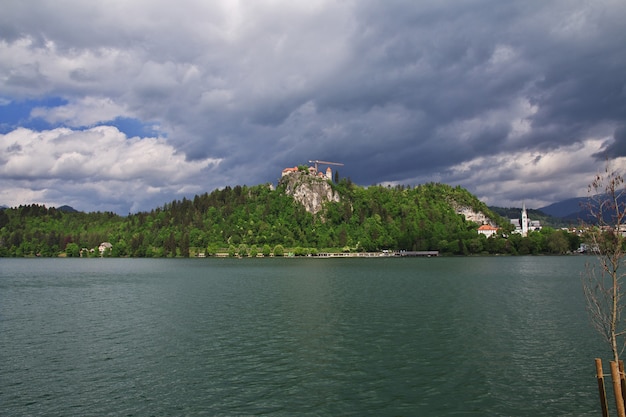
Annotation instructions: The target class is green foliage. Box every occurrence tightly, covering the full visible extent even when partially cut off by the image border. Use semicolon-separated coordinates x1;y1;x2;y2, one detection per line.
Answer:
65;242;80;257
273;244;284;257
0;183;583;257
249;245;258;258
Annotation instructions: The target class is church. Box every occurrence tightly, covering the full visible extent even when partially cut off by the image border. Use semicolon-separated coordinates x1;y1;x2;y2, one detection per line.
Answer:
510;204;542;237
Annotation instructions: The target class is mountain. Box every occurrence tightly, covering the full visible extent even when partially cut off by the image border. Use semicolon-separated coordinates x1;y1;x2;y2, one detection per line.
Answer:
56;205;79;213
539;193;626;223
538;197;590;219
0;204;78;212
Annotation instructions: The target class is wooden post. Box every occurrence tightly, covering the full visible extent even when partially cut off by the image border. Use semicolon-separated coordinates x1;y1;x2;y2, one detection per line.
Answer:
597;359;610;417
611;361;626;417
619;359;626;407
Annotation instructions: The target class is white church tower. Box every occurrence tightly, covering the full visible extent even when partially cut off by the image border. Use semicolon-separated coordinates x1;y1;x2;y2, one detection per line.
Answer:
521;203;528;237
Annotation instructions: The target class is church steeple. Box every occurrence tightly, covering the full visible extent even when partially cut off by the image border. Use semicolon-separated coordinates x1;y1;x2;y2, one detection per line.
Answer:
521;203;528;237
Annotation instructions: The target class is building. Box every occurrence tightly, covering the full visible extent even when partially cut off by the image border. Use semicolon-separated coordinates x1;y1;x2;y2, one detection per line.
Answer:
510;204;541;237
477;224;499;238
281;165;332;179
281;166;299;177
98;242;113;255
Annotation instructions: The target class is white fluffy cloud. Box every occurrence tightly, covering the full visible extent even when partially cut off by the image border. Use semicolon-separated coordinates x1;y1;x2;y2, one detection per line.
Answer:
441;137;625;208
30;97;127;127
0;126;220;212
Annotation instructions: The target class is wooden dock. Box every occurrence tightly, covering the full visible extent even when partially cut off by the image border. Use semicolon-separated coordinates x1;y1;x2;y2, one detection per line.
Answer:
315;251;438;258
212;250;439;258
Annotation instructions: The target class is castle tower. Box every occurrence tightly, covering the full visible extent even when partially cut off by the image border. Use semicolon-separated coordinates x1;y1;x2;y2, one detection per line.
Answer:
521;203;528;237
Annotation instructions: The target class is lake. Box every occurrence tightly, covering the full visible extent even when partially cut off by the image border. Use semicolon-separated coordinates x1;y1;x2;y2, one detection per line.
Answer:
0;256;609;416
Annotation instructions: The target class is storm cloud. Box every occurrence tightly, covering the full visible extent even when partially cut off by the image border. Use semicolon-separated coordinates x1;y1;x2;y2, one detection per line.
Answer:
1;0;624;213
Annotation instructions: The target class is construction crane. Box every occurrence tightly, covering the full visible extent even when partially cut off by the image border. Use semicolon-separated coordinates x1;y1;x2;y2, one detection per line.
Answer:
308;160;344;172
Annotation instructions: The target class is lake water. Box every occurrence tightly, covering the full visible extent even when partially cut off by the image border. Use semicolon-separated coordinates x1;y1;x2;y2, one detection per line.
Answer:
0;256;609;416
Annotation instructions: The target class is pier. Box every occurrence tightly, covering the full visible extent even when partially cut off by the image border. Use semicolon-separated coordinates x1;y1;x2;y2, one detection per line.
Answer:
213;250;439;258
315;250;439;258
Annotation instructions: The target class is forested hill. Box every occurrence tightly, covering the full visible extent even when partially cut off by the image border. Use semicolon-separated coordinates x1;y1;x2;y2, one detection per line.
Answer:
1;179;580;258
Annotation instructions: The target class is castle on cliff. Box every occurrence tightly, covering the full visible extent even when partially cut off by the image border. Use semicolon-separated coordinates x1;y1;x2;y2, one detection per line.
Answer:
281;165;333;180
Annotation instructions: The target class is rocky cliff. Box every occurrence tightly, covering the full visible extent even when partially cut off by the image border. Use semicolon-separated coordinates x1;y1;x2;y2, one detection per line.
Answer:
279;171;340;215
451;203;496;225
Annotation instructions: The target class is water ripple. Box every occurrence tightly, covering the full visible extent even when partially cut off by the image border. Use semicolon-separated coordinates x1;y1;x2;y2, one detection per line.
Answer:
0;257;604;416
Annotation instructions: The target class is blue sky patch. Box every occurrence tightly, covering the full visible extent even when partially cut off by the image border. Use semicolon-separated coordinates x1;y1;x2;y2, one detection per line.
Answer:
0;97;68;133
102;117;162;138
0;96;161;138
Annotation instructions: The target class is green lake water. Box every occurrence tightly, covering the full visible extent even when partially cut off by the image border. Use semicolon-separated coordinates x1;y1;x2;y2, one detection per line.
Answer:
0;256;607;416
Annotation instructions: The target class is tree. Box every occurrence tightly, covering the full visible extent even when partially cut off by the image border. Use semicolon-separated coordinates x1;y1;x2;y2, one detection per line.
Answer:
112;239;128;257
249;244;258;258
545;230;569;254
582;162;626;416
164;232;176;257
583;164;626;363
180;232;190;258
273;244;284;257
65;242;80;257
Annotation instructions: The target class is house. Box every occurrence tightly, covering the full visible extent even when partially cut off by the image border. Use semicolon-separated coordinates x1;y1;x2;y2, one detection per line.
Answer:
98;242;113;255
477;224;499;238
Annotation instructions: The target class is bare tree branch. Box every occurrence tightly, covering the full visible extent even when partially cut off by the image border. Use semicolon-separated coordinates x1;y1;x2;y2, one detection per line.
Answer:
582;160;626;363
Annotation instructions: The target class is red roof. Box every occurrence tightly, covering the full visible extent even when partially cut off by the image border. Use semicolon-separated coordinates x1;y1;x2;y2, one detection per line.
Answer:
478;224;498;231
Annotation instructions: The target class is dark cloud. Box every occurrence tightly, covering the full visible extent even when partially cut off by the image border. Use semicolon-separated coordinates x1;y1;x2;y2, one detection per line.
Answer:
0;0;625;212
596;125;626;159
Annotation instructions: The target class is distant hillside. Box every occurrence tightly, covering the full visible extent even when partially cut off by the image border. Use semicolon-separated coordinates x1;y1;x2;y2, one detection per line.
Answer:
0;181;509;257
539;194;626;223
0;180;586;257
0;204;79;213
57;205;79;213
488;206;571;228
538;197;589;219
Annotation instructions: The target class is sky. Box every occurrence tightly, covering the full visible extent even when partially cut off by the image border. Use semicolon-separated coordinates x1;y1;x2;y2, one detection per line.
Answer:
1;0;625;214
